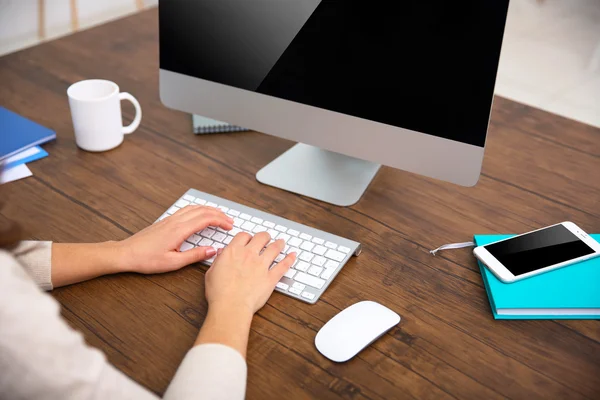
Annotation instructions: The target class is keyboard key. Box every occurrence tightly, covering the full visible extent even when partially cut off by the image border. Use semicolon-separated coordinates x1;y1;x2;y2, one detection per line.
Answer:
308;265;323;277
206;202;218;208
275;254;285;263
205;256;216;265
167;206;179;215
229;227;243;236
241;221;256;232
276;282;289;291
301;291;315;300
224;235;234;244
251;217;263;224
186;234;201;244
292;282;306;291
183;194;195;202
200;228;216;238
295;272;325;289
299;252;314;263
212;232;227;243
338;246;351;254
213;242;225;250
312;256;326;267
313;245;327;255
275;225;287;232
312;237;325;245
283;269;297;279
267;229;279;239
175;199;190;208
179;242;194;252
233;218;244;227
218;206;229;213
263;221;276;228
253;225;268;233
288;237;303;247
287;247;300;255
283;244;290;253
289;287;302;296
325;249;346;262
325;241;337;249
227;209;240;217
300;241;315;252
321;268;335;280
158;215;168;221
299;233;312;241
295;261;310;272
198;238;214;247
277;233;291;243
194;198;207;205
288;229;300;237
240;213;252;220
325;260;340;270
216;227;228;233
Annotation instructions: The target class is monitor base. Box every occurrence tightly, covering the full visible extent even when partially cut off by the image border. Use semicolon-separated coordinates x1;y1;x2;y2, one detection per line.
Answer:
256;143;381;207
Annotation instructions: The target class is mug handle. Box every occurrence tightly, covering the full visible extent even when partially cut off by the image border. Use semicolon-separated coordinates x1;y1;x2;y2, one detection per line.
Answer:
119;92;142;134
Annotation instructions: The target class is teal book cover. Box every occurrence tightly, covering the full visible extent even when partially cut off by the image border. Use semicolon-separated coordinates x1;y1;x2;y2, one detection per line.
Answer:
475;234;600;320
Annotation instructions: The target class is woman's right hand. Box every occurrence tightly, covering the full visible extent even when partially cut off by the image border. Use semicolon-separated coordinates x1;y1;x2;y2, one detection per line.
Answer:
195;232;296;358
204;232;296;315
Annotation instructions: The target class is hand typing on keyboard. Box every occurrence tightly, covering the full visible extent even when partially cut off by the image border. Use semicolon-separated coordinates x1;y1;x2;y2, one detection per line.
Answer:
120;205;234;274
206;232;297;314
157;190;360;304
196;231;297;357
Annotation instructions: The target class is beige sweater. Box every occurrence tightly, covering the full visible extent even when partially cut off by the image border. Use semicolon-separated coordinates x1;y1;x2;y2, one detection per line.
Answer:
0;241;246;400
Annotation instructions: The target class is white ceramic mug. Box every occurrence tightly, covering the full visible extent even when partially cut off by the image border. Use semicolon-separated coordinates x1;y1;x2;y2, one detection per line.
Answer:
67;79;142;152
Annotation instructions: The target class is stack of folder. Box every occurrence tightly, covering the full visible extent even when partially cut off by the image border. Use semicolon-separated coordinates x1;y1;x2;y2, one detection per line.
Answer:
475;234;600;319
0;107;55;183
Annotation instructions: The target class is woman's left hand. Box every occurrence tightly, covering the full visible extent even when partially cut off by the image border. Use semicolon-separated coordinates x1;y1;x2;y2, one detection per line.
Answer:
117;205;234;274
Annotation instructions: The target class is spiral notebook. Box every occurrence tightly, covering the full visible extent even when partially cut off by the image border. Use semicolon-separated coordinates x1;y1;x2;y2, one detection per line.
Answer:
192;115;248;134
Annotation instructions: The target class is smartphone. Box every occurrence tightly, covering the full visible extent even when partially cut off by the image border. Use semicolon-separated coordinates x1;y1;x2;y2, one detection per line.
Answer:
473;222;600;283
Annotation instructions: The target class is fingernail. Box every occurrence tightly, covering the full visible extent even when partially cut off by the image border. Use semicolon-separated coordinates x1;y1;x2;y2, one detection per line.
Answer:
206;247;217;257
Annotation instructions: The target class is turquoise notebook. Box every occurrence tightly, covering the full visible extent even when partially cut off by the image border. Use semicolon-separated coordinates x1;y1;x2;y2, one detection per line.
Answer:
475;234;600;320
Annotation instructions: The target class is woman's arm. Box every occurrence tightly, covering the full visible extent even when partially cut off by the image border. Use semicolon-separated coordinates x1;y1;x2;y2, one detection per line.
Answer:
164;231;296;399
50;206;234;288
196;231;296;357
11;205;295;399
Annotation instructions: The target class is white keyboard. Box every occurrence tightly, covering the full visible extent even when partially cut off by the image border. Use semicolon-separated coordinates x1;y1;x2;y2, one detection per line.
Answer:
156;189;361;304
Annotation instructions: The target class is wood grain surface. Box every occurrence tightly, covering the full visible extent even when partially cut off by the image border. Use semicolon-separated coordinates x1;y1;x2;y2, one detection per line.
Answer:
1;8;598;400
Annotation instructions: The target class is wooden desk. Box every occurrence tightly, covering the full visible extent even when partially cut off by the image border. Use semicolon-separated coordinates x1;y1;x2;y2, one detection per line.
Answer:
1;9;598;400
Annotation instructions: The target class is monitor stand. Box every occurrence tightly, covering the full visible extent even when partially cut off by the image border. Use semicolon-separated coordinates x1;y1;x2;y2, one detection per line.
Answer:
256;143;381;207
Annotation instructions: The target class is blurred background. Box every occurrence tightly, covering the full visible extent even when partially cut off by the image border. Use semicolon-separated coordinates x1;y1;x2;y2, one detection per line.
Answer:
0;0;598;128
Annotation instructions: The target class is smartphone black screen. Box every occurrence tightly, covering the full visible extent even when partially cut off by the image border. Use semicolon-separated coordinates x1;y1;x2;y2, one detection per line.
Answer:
484;225;595;276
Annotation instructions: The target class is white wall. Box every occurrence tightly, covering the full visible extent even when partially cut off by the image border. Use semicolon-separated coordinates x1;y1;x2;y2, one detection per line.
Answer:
0;0;158;57
496;0;600;128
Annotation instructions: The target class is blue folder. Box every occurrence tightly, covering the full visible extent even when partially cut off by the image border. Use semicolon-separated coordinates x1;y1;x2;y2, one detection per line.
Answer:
3;146;48;170
475;234;600;320
0;107;56;161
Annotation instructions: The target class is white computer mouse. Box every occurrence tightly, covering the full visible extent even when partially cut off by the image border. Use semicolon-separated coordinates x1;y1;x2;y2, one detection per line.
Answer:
315;301;401;362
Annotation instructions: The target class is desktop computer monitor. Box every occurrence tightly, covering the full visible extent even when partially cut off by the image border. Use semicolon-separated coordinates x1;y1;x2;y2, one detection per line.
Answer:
159;1;510;206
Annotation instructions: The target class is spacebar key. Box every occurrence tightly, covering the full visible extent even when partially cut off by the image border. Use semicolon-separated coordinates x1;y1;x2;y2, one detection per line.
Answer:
294;272;325;289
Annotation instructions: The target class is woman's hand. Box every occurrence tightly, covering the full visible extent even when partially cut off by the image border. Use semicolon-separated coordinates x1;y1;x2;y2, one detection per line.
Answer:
118;205;234;274
195;232;296;357
50;205;233;288
205;232;297;314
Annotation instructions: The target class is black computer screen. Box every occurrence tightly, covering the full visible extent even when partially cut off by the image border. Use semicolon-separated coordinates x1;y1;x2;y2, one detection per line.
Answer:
159;1;509;147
